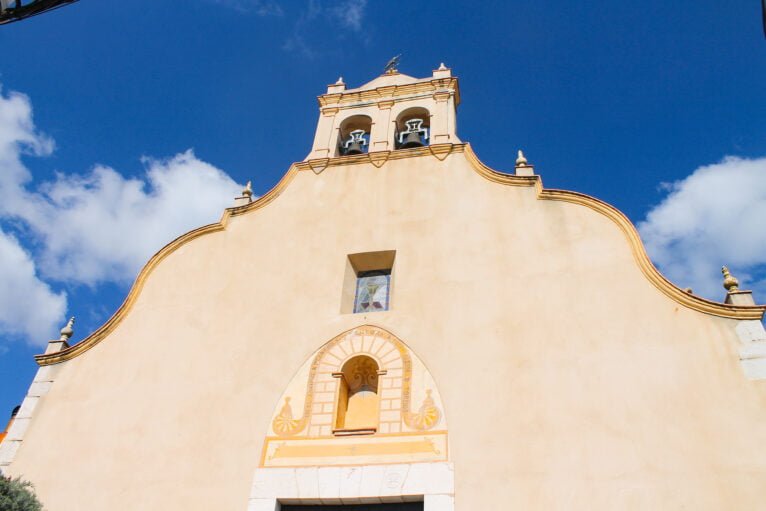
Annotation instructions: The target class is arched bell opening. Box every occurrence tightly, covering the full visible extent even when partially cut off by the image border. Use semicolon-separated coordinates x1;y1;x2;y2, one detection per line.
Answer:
333;355;381;435
395;107;430;149
337;115;372;156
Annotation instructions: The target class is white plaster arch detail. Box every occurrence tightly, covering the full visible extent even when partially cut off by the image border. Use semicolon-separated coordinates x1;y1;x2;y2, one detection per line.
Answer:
268;325;447;438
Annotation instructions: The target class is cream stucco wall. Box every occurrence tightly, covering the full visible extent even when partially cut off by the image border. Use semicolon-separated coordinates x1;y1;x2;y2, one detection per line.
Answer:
5;148;766;510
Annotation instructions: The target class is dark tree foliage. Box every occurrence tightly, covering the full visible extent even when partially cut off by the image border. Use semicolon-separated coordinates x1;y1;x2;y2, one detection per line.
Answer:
0;475;43;511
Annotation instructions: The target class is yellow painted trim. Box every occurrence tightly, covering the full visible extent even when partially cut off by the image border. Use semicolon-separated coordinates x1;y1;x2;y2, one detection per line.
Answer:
259;430;449;468
269;438;439;459
462;144;766;320
36;142;763;366
297;143;464;173
263;429;449;442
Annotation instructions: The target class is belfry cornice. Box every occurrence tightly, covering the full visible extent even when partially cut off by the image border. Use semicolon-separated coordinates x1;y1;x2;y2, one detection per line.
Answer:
317;77;460;108
34;144;766;367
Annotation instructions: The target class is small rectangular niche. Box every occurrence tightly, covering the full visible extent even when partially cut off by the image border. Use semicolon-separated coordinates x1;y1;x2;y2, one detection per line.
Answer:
341;250;396;314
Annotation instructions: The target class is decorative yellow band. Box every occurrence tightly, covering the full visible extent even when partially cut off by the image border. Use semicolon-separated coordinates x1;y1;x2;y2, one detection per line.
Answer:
260;431;448;468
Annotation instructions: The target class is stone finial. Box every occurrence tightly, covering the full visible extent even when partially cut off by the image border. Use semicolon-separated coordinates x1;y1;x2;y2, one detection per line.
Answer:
327;76;347;93
234;181;254;206
515;150;534;176
433;62;452;78
59;317;74;342
722;266;740;292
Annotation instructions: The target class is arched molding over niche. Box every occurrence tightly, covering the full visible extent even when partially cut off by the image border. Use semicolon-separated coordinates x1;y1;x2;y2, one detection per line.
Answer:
263;325;447;468
331;106;378;124
391;105;432;125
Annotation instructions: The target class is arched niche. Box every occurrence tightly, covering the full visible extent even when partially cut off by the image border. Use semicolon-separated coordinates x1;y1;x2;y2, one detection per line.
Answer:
394;107;430;149
263;326;447;468
333;355;381;434
337;114;372;156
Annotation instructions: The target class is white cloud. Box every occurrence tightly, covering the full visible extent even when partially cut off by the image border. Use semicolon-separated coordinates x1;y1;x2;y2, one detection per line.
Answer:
26;152;241;285
284;0;368;58
330;0;367;31
0;86;54;207
283;0;322;58
0;83;243;344
0;228;66;346
638;156;766;301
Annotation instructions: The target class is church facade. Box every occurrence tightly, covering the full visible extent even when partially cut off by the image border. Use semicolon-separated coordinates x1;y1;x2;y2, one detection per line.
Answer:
1;66;766;510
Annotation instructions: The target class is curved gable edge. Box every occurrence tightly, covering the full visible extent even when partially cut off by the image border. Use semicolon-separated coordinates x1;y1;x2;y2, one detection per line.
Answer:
463;144;765;321
34;164;300;366
35;145;765;366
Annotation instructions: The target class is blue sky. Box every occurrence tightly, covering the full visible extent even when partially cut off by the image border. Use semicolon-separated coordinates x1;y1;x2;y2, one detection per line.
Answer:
1;0;765;419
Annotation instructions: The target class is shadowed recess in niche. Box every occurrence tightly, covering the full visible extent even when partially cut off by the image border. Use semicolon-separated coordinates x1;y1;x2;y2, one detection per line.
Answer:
334;354;380;434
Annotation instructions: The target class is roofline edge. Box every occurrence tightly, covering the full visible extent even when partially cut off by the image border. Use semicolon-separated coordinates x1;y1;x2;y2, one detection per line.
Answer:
463;144;765;321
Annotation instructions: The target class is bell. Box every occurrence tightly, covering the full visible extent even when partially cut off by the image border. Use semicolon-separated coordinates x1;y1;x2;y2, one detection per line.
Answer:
400;131;424;149
345;140;364;155
343;129;367;155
